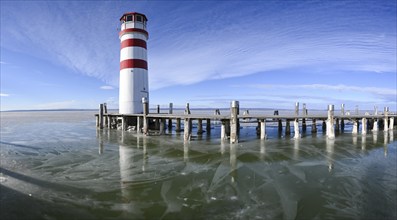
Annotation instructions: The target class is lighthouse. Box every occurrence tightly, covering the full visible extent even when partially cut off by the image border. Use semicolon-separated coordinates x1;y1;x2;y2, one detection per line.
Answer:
119;12;149;114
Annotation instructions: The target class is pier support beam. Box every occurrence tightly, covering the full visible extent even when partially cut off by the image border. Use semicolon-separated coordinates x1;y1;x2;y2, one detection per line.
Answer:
326;105;335;139
206;119;211;133
99;103;104;129
184;118;192;141
159;118;166;135
103;103;108;127
373;106;378;132
230;101;239;144
285;120;291;136
176;118;181;132
352;119;358;135
142;98;149;135
294;119;300;139
362;118;367;135
260;119;266;140
168;103;173;130
302;103;307;132
341;104;345;132
312;119;317;133
384;107;389;131
197;119;203;135
390;117;394;131
335;118;340;133
221;120;229;141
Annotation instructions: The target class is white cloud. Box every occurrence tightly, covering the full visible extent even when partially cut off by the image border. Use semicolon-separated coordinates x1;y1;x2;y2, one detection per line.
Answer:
100;86;114;90
0;93;10;97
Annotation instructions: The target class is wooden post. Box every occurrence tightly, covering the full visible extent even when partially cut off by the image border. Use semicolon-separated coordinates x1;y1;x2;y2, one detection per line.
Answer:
103;103;108;127
107;115;111;129
373;106;378;132
352;119;358;134
206;119;211;133
185;103;191;115
221;120;227;140
122;116;127;131
322;120;326;133
326;105;335;139
99;104;104;129
295;102;299;116
384;107;389;131
184;118;191;141
159;118;165;135
362;118;367;135
155;105;160;130
260;119;266;140
341;104;345;132
176;118;181;132
137;116;142;133
168;103;173;130
312;118;317;133
197;119;203;135
285;119;291;136
230;101;239;144
335;118;340;133
278;119;282;132
142;97;149;135
96;115;99;128
294;118;300;139
390;117;394;131
302;104;307;132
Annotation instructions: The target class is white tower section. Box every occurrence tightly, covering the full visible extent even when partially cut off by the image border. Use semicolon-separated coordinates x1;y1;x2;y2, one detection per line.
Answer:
119;12;149;114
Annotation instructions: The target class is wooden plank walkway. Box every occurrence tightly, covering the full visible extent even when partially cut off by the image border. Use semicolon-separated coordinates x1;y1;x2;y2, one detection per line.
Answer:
95;101;396;143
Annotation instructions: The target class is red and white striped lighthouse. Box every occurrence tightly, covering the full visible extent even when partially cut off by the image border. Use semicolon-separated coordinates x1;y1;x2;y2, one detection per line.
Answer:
119;12;149;114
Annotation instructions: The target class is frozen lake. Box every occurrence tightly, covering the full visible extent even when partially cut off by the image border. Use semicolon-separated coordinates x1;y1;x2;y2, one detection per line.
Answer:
1;111;396;219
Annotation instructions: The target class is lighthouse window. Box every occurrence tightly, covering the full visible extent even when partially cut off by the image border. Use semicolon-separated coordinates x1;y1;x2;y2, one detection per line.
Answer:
136;15;142;22
126;15;133;22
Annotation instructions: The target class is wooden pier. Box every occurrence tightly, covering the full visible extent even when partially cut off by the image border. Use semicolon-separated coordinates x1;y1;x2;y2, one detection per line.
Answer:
95;101;396;143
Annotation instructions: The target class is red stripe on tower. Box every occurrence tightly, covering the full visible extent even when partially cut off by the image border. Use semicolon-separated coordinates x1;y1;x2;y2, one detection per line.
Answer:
120;59;148;70
121;39;147;49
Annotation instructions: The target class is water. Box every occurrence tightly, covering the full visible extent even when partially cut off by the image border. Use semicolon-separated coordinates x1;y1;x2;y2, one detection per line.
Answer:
1;111;396;219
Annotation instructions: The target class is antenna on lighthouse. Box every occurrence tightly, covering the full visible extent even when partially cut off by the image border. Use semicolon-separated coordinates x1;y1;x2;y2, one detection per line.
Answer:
118;12;149;114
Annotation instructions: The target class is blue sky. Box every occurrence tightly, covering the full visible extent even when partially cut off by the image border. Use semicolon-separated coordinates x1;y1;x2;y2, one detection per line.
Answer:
1;0;396;111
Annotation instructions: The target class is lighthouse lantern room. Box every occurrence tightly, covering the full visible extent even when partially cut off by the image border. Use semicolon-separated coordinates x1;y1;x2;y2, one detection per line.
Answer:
119;12;149;114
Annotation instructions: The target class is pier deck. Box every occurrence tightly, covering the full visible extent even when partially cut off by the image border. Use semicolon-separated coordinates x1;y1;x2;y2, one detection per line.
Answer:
95;102;396;143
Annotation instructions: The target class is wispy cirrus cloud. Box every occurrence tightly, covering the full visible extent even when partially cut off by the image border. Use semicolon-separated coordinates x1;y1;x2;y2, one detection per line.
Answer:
0;93;10;97
242;84;397;96
100;86;114;90
1;1;395;91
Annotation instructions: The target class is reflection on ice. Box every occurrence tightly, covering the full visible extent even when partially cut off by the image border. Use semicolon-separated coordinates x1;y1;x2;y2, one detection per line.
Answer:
326;138;334;172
